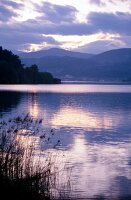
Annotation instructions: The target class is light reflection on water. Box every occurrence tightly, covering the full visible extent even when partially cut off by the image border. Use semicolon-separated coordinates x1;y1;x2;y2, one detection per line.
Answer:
0;84;131;199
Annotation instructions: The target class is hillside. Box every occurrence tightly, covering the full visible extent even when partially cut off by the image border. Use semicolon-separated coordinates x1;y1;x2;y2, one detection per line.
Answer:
20;48;93;59
20;48;131;81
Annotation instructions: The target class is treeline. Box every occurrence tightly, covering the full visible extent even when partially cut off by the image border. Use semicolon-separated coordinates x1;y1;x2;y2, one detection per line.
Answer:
0;47;61;84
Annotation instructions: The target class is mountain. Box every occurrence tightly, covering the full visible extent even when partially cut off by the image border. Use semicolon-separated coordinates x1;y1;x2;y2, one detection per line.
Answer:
19;48;93;59
20;48;131;81
90;48;131;63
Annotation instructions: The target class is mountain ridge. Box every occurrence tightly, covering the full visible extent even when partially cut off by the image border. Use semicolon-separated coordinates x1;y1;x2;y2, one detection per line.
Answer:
20;48;131;81
19;47;93;59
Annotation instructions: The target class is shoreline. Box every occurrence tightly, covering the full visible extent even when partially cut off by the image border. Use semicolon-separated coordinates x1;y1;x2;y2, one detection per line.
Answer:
62;81;131;85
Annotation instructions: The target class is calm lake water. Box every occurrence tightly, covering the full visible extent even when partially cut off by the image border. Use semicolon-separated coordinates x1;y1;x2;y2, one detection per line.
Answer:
0;84;131;199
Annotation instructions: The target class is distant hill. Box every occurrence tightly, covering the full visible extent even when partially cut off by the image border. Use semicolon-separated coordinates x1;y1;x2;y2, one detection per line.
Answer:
91;48;131;63
19;48;93;59
20;48;131;81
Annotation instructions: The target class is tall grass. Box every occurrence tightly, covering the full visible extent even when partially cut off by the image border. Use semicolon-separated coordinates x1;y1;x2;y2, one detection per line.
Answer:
0;114;72;200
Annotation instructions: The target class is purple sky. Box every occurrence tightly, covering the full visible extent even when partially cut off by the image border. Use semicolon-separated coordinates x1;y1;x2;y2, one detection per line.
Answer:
0;0;131;53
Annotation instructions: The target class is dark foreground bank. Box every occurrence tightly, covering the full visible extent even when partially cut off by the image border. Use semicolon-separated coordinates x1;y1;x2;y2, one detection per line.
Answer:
0;47;61;84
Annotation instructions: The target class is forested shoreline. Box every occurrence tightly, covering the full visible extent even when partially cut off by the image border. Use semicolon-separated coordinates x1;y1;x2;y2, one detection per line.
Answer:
0;47;61;84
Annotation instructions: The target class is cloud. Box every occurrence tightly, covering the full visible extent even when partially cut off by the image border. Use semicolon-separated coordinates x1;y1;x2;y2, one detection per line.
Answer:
89;0;105;6
0;0;23;9
36;2;77;23
75;39;126;54
11;11;131;36
0;32;59;45
114;35;131;47
0;10;131;39
0;0;23;22
0;10;131;51
89;0;130;6
0;5;17;21
0;1;131;52
109;0;130;4
0;29;60;51
74;34;131;53
88;12;131;35
1;19;95;35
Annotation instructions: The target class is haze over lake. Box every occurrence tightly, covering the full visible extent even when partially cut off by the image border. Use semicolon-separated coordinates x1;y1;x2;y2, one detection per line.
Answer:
0;84;131;199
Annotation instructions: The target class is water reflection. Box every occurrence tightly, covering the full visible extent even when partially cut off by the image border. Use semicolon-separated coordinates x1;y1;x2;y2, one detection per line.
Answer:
0;91;21;113
28;93;39;118
51;107;116;130
66;134;131;198
1;85;131;198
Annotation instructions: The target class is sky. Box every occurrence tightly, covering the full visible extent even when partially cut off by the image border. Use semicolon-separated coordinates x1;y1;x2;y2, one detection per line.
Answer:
0;0;131;53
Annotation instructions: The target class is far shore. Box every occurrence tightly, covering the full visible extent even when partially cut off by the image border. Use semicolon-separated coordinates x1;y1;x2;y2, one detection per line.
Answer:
62;80;131;85
0;81;131;86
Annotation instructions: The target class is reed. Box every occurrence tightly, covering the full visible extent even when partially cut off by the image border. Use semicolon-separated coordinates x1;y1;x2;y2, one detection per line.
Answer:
0;114;71;200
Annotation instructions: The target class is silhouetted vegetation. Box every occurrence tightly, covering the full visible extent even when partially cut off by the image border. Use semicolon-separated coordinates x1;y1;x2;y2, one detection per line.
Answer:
0;115;71;200
0;47;61;84
0;115;50;199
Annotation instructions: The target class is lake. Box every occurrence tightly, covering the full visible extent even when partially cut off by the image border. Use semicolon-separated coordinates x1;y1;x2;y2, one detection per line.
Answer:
0;84;131;199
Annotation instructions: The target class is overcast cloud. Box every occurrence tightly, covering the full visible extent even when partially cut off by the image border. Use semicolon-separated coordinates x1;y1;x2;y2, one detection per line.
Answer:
36;2;78;23
0;0;131;53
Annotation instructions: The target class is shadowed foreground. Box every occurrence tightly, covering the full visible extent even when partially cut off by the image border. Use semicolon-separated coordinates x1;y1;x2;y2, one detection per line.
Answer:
0;175;49;200
0;115;57;200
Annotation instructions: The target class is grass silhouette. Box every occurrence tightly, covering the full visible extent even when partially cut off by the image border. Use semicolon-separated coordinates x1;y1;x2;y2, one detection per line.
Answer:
0;114;71;200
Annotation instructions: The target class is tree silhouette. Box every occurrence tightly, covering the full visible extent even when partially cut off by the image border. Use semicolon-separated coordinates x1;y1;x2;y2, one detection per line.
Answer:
0;47;61;84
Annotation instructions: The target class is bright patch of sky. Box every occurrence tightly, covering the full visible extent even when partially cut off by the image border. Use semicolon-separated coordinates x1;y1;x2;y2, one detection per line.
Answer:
15;0;131;22
0;0;131;53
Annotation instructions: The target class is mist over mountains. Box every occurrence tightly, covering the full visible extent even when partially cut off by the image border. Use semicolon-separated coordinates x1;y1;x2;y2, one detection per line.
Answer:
20;48;131;81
